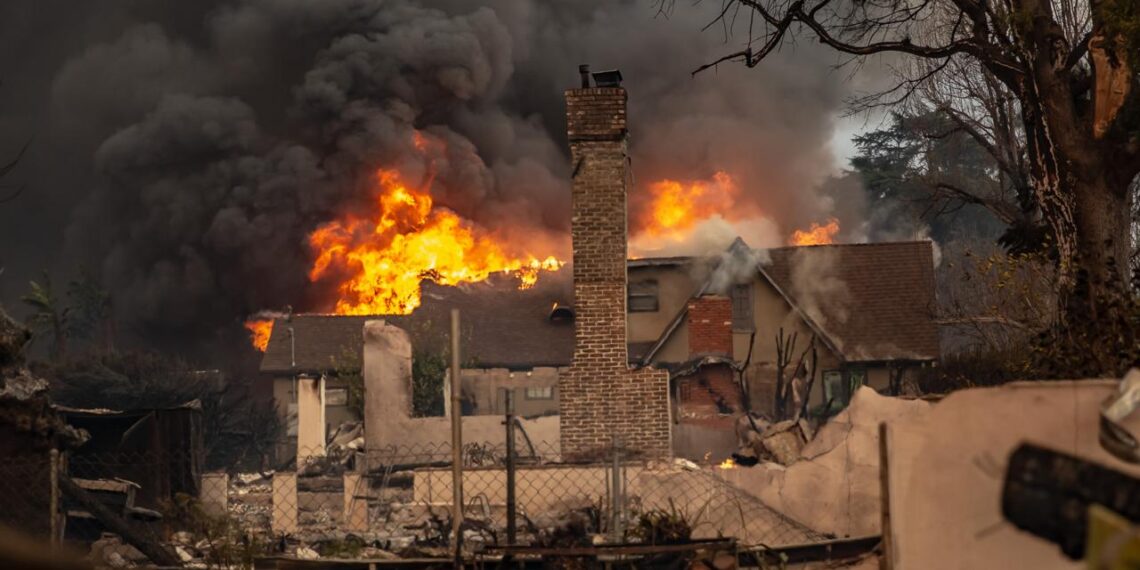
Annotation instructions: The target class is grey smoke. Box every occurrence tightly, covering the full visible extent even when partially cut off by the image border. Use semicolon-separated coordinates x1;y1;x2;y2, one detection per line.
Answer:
0;0;851;351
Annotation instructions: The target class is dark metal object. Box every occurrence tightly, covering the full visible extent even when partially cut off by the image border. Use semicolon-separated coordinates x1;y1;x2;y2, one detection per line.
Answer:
578;64;590;88
611;434;623;542
591;69;623;87
1002;443;1140;559
746;535;881;565
449;309;464;568
504;389;517;546
488;537;735;557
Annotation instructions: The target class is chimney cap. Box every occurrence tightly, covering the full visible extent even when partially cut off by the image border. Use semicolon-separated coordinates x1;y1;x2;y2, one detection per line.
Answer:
591;69;623;87
578;64;591;88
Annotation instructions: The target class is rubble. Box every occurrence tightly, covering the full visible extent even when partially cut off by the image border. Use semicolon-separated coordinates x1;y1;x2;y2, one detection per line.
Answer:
719;387;930;538
0;309;88;449
732;414;814;466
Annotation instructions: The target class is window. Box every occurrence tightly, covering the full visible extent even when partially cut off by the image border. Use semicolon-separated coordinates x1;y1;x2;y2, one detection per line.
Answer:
525;386;554;400
325;387;348;406
628;280;659;312
822;370;843;404
731;284;753;331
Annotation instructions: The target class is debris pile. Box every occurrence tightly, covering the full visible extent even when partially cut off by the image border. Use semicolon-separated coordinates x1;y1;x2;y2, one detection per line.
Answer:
298;422;364;477
0;307;87;449
720;387;930;537
228;472;273;533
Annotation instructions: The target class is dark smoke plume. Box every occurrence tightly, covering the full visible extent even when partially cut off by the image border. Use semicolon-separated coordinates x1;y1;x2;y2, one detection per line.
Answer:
0;0;850;352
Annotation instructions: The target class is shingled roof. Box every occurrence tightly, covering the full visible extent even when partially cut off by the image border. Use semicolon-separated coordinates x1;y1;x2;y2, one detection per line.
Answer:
260;240;940;374
260;273;575;374
633;240;940;364
763;241;940;362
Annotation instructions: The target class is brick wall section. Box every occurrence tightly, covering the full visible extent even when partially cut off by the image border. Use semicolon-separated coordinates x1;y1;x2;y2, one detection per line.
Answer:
687;296;733;356
677;365;740;415
559;86;671;460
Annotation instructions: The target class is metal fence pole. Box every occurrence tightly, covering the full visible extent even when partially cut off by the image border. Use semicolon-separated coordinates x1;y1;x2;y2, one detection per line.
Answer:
49;448;59;547
505;388;517;546
449;309;464;567
610;434;623;543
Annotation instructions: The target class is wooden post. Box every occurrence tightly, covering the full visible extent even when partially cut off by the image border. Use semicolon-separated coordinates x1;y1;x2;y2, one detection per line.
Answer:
450;309;464;567
879;422;893;570
58;475;180;566
49;449;59;546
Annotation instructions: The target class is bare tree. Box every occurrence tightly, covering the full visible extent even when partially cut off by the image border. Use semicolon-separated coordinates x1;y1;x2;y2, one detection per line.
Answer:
0;141;27;205
774;327;797;418
693;0;1140;317
774;328;817;419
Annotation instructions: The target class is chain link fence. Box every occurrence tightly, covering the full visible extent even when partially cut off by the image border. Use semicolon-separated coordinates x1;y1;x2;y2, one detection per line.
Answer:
0;433;828;568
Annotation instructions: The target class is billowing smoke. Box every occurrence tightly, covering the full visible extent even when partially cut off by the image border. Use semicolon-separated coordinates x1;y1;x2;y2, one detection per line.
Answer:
0;0;850;351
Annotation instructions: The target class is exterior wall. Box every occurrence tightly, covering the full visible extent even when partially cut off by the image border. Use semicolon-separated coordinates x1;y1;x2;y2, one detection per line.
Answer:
559;86;670;460
687;296;732;355
271;374;356;457
627;266;697;344
363;320;560;463
676;364;741;416
460;367;562;417
296;376;325;458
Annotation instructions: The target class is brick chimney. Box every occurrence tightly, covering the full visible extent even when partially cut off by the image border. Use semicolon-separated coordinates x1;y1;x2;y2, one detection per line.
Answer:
559;68;671;460
687;296;733;356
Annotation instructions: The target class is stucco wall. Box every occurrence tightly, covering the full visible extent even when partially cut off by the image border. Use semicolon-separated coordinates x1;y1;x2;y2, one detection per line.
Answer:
363;320;561;464
627;266;697;344
460;367;562;417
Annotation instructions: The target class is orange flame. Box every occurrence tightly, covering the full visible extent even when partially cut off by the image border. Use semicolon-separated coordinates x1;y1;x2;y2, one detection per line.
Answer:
308;168;562;315
244;319;273;352
717;458;737;469
790;218;840;246
637;171;738;238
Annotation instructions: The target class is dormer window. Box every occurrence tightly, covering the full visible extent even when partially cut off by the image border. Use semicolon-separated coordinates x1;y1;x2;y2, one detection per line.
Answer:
628;280;659;312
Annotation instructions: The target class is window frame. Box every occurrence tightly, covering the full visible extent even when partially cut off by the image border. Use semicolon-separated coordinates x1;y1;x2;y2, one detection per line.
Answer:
628;280;660;313
325;387;349;407
524;385;555;400
731;283;754;332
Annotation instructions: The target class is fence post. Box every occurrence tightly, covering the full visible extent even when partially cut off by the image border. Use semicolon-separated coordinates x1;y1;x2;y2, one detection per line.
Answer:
271;472;298;534
343;472;368;532
200;472;229;518
504;388;517;546
610;434;623;543
49;448;59;547
449;309;464;568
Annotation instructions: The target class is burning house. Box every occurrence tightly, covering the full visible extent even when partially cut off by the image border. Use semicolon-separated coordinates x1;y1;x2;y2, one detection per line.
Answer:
629;239;940;459
254;68;940;463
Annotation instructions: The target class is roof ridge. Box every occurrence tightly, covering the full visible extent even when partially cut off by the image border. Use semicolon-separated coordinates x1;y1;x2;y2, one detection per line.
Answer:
765;240;932;252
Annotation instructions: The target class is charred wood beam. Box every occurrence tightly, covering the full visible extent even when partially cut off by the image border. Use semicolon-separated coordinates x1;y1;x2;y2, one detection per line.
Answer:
57;474;181;567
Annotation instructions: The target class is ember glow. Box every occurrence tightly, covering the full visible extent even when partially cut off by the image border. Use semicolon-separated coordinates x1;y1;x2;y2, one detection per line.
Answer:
718;458;737;469
637;171;738;238
244;319;273;352
790;218;840;246
308;168;562;315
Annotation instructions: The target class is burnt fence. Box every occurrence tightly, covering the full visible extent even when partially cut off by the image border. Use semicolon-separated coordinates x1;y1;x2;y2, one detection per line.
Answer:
0;438;826;568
